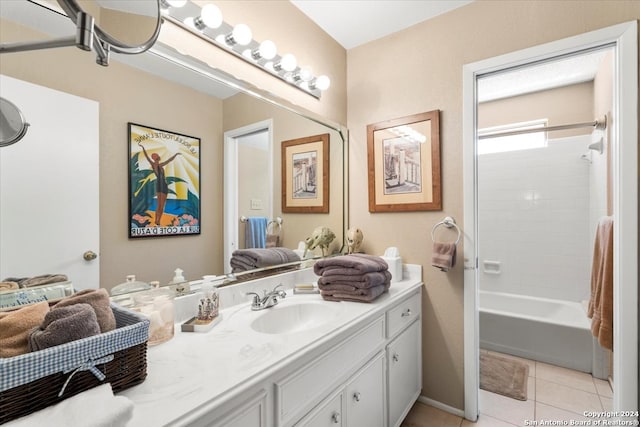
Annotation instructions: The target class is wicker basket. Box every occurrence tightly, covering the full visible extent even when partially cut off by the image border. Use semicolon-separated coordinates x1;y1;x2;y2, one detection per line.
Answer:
0;303;149;424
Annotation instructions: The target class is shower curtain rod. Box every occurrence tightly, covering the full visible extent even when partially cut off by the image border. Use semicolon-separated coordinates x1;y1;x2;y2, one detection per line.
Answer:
478;116;607;140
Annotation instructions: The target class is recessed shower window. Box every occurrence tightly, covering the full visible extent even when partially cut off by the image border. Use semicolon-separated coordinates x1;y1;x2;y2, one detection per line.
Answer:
478;119;547;155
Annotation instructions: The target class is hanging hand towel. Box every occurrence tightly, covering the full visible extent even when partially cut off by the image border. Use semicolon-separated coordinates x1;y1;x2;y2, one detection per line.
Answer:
245;217;268;249
587;216;613;350
432;242;457;272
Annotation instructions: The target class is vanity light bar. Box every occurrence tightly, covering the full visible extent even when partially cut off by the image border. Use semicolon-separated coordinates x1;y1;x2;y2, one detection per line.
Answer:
161;1;330;99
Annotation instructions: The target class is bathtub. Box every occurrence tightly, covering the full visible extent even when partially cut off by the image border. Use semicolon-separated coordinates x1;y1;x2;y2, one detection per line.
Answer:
479;290;594;372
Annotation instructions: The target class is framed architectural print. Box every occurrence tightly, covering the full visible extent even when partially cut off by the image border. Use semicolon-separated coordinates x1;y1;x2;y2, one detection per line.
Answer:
367;110;441;212
128;123;201;237
281;133;330;213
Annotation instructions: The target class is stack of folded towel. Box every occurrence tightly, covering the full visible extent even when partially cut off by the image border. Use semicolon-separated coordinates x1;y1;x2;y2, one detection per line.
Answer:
313;254;392;303
230;248;301;273
0;288;116;357
2;274;69;288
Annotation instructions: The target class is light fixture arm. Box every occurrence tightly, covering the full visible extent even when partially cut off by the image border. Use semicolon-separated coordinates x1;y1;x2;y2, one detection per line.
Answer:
0;11;94;54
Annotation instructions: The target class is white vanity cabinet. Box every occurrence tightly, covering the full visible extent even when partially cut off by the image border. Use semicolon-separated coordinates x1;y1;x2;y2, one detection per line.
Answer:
386;291;422;427
121;267;423;427
291;290;421;427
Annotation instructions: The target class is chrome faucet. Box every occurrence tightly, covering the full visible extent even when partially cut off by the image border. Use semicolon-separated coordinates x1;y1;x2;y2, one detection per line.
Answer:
246;284;287;311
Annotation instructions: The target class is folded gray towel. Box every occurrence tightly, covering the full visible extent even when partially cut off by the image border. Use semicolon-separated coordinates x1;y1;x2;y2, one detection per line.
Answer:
317;271;392;289
432;242;457;272
29;303;101;351
320;283;390;303
53;288;115;333
313;254;389;276
230;248;300;272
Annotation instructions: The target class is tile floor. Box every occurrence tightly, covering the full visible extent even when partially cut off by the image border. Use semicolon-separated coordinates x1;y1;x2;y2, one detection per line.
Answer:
401;351;613;427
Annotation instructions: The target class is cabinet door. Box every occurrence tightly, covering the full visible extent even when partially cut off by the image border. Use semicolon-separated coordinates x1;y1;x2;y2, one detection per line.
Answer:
345;352;385;427
296;391;344;427
387;321;421;427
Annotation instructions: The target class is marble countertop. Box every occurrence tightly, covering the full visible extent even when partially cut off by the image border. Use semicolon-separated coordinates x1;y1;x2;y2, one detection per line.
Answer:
120;265;423;426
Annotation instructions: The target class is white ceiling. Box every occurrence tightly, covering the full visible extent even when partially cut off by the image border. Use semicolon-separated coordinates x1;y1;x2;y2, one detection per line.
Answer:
478;49;611;102
290;0;473;49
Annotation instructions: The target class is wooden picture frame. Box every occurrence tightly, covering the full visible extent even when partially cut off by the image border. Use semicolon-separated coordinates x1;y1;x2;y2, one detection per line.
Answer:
281;133;330;213
128;122;201;237
367;110;441;212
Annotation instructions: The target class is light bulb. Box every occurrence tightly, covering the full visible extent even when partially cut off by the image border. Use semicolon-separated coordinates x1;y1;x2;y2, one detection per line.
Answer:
296;66;313;82
226;24;252;46
277;54;297;72
263;61;275;71
200;4;222;29
183;16;196;29
258;40;277;60
167;0;187;7
312;75;331;91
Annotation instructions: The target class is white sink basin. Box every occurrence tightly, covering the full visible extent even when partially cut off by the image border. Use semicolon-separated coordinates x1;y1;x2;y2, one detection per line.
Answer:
250;301;337;334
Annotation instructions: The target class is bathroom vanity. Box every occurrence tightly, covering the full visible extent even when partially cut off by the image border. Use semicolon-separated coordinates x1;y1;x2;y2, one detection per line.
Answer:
120;265;423;427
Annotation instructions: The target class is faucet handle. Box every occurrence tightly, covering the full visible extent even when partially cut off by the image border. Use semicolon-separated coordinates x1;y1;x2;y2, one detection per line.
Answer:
245;292;261;304
272;284;286;298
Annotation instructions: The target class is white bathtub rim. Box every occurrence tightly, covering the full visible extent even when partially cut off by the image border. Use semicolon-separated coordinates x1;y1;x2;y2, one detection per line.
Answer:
479;290;591;330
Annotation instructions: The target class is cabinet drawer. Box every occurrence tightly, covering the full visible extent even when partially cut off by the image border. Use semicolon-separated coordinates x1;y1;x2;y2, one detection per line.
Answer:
295;390;343;427
277;316;385;425
386;292;420;338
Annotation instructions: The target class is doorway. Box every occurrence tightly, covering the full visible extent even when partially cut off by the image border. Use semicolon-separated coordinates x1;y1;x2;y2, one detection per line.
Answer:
223;119;273;272
462;22;637;420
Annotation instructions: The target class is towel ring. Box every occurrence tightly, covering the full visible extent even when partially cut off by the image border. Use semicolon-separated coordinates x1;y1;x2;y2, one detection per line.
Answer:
431;216;461;245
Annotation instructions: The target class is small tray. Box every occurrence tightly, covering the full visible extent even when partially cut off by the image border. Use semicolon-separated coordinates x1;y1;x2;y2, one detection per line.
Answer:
181;314;223;332
293;283;319;294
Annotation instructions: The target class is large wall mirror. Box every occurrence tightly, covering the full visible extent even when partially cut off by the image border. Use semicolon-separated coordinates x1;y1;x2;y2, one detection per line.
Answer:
0;0;346;292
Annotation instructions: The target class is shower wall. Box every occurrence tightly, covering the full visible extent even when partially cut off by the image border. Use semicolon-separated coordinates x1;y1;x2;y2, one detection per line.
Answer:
478;136;594;302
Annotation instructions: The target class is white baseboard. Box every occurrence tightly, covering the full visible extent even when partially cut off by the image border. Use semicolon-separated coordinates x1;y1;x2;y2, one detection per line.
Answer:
417;395;465;418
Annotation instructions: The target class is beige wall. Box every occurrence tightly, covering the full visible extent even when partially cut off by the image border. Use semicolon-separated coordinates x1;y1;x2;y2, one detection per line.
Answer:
1;19;225;290
347;1;640;410
479;82;595;138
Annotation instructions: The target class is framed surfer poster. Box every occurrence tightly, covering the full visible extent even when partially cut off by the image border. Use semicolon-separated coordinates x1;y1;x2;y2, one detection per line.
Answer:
128;122;201;238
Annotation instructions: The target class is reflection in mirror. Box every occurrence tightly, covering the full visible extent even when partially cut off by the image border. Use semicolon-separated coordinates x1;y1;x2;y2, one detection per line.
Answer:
0;97;30;147
0;0;347;291
223;95;345;275
57;0;162;53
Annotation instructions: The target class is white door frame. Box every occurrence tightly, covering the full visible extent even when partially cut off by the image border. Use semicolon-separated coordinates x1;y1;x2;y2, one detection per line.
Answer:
223;119;274;271
462;21;638;420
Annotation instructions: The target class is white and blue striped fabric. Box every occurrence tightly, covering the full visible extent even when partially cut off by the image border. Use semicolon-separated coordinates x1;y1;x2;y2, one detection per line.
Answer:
0;304;149;392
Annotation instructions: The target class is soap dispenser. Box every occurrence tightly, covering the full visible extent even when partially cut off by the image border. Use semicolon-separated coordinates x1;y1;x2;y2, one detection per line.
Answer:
169;268;190;295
